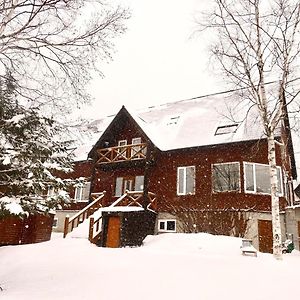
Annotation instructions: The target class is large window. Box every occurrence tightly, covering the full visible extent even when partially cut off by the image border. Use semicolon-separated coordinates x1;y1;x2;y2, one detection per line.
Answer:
244;162;283;195
115;175;144;197
212;162;240;192
177;166;195;195
158;220;176;232
74;182;91;202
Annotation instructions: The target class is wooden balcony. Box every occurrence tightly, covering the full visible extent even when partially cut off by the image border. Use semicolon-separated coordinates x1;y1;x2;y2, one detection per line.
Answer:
96;143;147;164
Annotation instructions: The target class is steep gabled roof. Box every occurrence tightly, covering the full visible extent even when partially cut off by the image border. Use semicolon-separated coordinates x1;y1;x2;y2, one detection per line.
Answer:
73;91;269;160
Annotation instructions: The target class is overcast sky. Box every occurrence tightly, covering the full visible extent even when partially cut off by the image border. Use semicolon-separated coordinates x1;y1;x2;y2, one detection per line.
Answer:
78;0;226;119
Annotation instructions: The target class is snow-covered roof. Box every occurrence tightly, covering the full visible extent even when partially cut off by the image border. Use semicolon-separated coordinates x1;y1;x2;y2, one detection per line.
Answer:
74;91;267;160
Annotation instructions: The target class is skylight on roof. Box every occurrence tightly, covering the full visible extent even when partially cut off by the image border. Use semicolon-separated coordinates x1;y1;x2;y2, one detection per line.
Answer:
166;116;180;125
215;124;238;135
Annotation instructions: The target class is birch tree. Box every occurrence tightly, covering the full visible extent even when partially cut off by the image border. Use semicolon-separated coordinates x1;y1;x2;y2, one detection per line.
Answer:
0;0;129;114
200;0;300;259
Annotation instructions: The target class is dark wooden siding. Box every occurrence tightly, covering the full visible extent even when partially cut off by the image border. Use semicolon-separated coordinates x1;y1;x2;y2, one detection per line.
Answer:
148;140;285;213
100;210;156;247
0;214;54;246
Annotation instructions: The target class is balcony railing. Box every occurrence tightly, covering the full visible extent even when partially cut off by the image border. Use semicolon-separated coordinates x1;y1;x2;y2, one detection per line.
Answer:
96;143;147;164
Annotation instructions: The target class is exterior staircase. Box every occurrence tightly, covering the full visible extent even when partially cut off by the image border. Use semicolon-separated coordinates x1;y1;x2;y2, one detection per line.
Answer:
63;191;157;244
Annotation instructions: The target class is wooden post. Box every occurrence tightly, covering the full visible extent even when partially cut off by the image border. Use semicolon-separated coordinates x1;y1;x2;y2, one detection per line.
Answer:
63;216;69;238
89;217;95;242
143;145;153;209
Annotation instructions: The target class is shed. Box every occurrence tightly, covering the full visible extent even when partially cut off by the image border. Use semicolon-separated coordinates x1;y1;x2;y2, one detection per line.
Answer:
99;207;156;248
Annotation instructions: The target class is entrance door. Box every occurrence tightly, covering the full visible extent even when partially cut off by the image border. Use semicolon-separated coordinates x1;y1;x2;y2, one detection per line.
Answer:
258;220;273;253
106;216;121;248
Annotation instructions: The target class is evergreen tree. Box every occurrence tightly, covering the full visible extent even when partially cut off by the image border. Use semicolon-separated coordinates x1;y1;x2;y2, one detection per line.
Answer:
0;74;74;217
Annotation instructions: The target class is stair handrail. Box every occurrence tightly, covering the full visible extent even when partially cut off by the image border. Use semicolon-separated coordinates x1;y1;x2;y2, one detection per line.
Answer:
88;190;157;244
63;191;106;238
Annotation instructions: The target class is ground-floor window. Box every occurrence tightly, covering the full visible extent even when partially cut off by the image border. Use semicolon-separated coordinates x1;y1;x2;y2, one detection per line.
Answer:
52;218;58;228
158;219;176;232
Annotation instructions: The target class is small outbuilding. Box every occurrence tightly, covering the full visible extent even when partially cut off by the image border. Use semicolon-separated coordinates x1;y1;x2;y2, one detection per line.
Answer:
99;207;156;248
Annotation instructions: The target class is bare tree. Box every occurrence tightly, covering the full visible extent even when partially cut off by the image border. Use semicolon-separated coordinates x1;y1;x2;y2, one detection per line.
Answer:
199;0;300;259
0;0;129;114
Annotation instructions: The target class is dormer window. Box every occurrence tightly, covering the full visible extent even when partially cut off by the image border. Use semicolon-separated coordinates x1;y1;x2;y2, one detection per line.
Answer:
167;116;180;125
215;124;238;135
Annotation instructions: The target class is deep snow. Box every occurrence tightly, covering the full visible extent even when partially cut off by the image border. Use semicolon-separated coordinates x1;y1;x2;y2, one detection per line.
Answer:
1;233;299;300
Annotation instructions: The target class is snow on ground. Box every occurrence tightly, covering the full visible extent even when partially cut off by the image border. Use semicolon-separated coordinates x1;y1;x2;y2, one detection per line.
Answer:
1;233;299;300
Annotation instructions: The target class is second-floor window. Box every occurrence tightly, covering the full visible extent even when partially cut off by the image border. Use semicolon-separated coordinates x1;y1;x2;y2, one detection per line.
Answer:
115;175;144;197
74;182;91;202
177;166;195;195
212;162;240;192
244;162;283;195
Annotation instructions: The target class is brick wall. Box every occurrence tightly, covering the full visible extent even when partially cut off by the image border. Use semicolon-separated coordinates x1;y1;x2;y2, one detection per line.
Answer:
0;213;54;246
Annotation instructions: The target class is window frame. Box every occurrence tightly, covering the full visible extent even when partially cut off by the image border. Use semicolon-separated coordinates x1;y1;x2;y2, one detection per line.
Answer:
243;162;283;196
131;137;142;159
212;162;241;193
52;218;58;228
215;124;239;135
158;219;177;233
74;182;91;202
177;166;196;196
115;175;145;197
118;139;127;147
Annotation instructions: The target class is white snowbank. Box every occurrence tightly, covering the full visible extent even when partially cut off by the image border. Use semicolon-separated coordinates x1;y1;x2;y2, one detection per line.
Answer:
1;233;299;300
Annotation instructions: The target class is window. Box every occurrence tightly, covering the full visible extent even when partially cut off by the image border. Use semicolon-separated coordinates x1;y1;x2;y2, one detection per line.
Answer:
118;140;127;147
115;177;123;197
134;175;144;191
166;116;180;125
131;137;142;158
244;162;283;195
52;218;58;228
212;162;240;192
74;182;91;202
117;140;127;159
115;176;144;197
47;187;56;198
177;166;195;195
215;124;238;135
158;220;176;232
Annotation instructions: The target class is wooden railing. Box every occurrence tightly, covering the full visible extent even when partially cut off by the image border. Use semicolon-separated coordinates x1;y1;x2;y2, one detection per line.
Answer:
88;191;157;244
96;143;147;164
88;215;103;243
111;190;157;212
63;191;106;238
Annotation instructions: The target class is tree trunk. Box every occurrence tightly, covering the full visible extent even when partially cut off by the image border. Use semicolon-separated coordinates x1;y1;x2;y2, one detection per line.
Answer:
268;132;282;259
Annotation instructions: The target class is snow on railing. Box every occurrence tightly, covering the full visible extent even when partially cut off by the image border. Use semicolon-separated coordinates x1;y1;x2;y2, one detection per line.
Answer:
88;191;157;244
96;143;147;164
63;191;106;238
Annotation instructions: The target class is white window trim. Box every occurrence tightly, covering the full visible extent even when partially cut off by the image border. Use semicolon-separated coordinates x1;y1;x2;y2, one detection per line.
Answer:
132;137;141;144
177;166;195;196
118;139;127;146
243;162;283;196
74;182;90;202
212;162;241;193
158;219;176;233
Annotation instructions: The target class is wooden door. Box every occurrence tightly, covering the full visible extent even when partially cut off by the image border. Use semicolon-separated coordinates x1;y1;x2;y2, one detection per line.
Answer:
258;220;273;253
106;217;121;248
